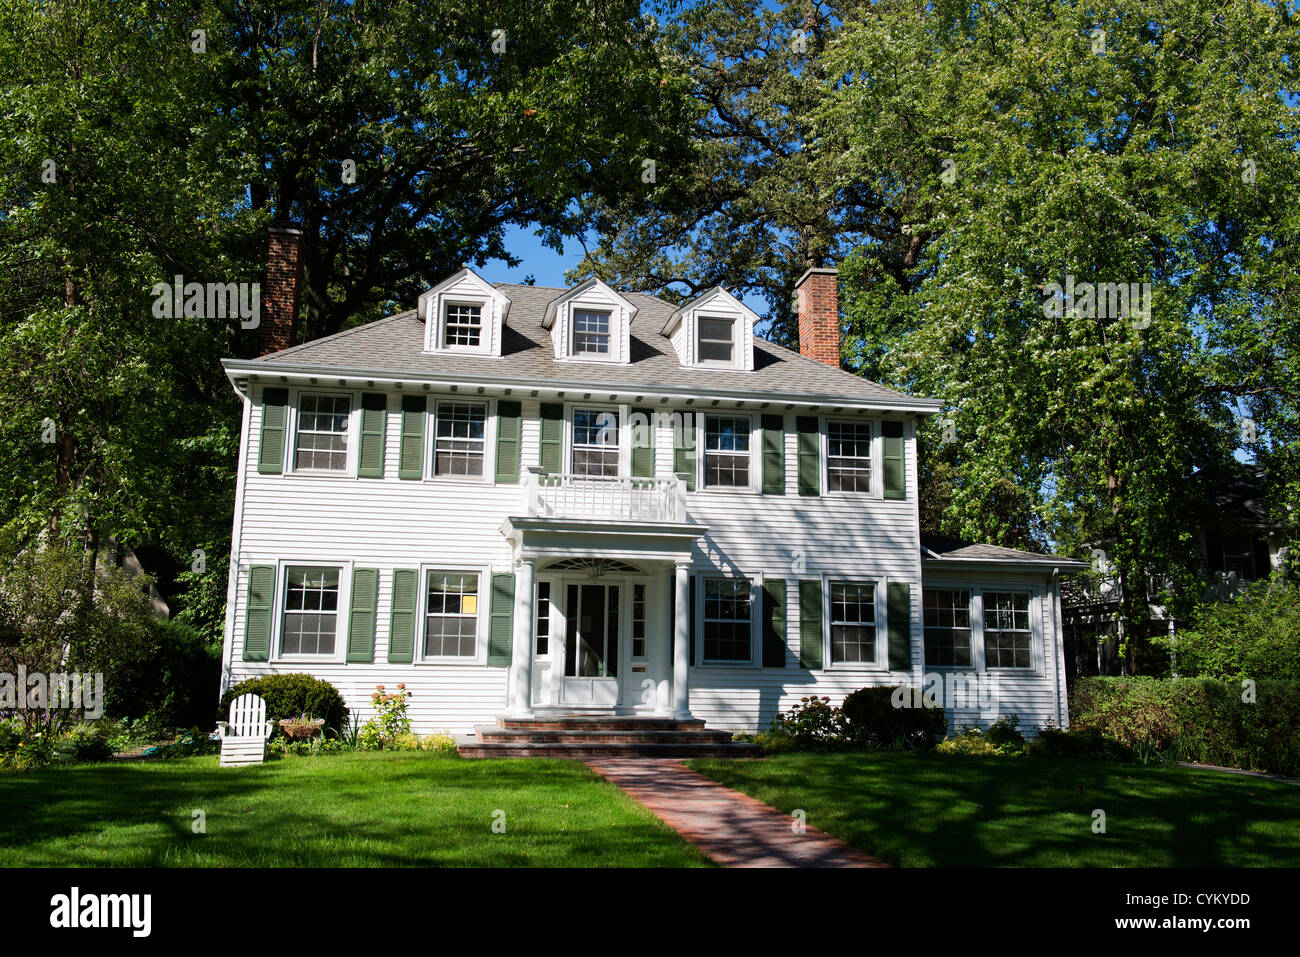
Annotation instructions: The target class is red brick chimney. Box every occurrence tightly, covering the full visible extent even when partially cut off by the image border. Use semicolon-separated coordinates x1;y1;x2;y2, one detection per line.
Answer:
795;266;840;368
259;225;304;355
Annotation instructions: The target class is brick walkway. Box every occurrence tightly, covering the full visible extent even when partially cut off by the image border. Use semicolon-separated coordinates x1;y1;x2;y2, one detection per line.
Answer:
584;758;887;868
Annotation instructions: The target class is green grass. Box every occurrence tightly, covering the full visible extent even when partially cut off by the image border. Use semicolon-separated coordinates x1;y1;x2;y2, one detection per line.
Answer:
686;753;1300;867
0;752;710;867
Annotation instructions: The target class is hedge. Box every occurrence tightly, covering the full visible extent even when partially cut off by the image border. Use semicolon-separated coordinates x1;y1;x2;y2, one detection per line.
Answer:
1070;676;1300;776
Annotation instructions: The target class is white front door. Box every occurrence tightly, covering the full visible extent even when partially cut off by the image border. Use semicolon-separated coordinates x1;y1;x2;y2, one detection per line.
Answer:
560;581;621;706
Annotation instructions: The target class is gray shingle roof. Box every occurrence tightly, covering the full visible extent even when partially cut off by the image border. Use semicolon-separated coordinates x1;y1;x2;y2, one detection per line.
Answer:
921;532;1088;569
241;283;939;408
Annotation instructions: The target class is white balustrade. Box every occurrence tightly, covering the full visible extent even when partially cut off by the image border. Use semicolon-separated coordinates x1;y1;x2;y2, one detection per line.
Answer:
522;468;686;523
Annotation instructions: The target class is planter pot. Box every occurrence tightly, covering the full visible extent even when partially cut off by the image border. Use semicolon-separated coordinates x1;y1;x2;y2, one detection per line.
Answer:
279;719;324;741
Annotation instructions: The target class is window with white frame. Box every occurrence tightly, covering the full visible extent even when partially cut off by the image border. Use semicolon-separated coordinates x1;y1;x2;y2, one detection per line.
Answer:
572;309;611;356
829;581;876;663
295;394;350;470
703;577;751;662
434;401;487;476
632;583;647;659
827;420;872;492
704;415;751;488
424;571;479;658
572;408;620;476
534;581;551;656
983;591;1032;668
282;566;340;656
923;588;972;667
697;317;735;363
443;304;482;347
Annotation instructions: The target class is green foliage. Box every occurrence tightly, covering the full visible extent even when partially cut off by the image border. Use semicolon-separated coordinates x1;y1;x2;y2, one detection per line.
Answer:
102;618;221;728
841;686;946;751
218;674;349;732
1154;580;1300;680
1071;676;1300;776
1025;726;1126;760
983;714;1025;750
935;729;1025;757
357;684;413;750
767;695;849;750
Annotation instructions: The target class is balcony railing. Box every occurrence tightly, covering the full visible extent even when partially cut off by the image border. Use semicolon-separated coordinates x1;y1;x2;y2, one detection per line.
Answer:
523;468;687;524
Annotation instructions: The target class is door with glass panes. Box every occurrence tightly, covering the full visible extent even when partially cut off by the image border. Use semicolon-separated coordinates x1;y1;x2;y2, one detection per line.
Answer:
559;582;621;705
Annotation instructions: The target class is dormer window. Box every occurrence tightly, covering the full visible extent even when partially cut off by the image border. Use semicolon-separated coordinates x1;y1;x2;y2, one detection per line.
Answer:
698;318;735;363
573;310;611;356
418;268;510;357
662;287;758;372
443;304;482;347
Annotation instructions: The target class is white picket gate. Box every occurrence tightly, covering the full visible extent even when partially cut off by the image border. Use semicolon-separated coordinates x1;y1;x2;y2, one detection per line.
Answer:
215;693;275;767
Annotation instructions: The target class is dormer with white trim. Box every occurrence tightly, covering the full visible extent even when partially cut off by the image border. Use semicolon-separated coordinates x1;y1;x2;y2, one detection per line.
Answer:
661;286;758;372
541;277;637;363
419;268;512;357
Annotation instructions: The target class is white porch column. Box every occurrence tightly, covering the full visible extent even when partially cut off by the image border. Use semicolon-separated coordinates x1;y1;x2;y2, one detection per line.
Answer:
508;558;536;718
672;561;692;719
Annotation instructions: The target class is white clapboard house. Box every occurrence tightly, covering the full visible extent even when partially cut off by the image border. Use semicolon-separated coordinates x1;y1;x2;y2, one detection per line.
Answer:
219;231;1085;753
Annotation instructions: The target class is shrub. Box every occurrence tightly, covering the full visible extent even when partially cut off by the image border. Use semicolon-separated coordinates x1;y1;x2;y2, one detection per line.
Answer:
1152;580;1300;680
1070;676;1300;776
218;674;349;731
104;618;221;728
420;731;459;755
984;714;1025;749
935;719;1026;757
768;696;849;750
842;686;946;750
1026;725;1127;760
53;722;115;763
357;684;412;750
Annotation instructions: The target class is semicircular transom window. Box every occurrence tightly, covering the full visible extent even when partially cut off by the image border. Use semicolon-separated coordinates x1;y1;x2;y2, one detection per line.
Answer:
544;558;641;576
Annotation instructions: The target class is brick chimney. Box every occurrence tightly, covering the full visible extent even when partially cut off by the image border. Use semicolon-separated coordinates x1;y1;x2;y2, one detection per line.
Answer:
259;225;304;355
795;266;840;368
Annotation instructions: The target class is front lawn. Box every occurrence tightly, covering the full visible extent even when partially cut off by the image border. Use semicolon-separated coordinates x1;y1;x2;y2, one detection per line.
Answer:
0;752;710;867
686;753;1300;867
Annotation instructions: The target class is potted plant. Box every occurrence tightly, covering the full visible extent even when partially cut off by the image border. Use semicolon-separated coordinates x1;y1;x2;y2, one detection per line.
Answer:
278;714;325;740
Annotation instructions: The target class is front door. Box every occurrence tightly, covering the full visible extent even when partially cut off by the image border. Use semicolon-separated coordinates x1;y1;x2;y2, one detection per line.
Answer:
561;582;620;706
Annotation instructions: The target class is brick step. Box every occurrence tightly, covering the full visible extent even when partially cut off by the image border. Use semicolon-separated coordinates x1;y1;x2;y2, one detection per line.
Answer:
458;741;762;760
473;725;734;745
496;716;708;732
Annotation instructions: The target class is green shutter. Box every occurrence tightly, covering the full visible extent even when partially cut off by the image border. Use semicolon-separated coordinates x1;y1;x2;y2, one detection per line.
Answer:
242;564;275;660
257;387;288;474
796;416;820;496
887;581;912;671
762;578;788;667
674;413;696;491
539;403;564;473
762;414;785;495
495;400;522;483
632;407;655;478
689;575;697;664
388;569;418;664
487;572;515;667
357;392;387;478
883;420;905;499
398;395;425;479
798;579;823;669
347;567;379;663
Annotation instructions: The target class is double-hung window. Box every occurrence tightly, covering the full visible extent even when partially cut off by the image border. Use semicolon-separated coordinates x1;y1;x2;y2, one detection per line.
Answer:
984;591;1032;668
282;566;340;656
424;571;479;658
443;304;482;347
922;588;972;667
295;394;350;470
704;415;751;488
434;401;487;476
703;577;752;663
697;318;735;363
827;420;872;492
572;309;611;356
572;408;620;476
829;581;876;663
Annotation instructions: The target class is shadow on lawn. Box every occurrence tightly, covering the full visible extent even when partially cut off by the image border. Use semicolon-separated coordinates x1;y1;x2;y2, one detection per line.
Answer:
0;754;698;867
693;754;1300;867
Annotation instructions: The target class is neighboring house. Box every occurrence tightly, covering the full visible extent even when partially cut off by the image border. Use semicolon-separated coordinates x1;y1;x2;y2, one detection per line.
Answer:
217;228;1086;736
1060;465;1288;676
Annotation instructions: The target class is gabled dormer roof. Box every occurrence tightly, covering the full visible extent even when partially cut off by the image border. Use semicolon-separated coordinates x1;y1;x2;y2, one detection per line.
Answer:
540;276;637;329
416;267;511;357
661;286;757;336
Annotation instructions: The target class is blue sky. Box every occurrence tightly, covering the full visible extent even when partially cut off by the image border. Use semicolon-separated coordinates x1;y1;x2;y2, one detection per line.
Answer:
477;224;589;289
